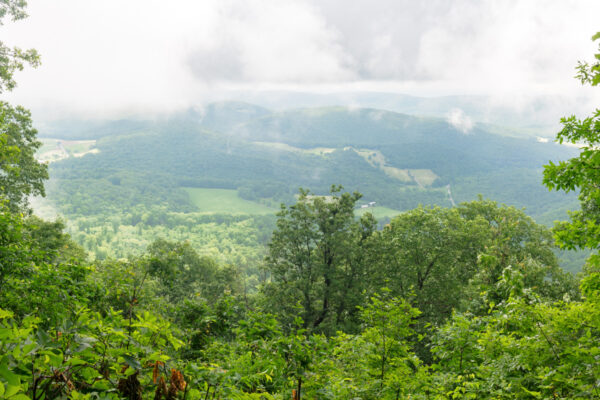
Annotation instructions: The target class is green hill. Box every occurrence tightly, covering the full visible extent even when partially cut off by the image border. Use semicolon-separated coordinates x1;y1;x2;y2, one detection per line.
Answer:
39;103;580;260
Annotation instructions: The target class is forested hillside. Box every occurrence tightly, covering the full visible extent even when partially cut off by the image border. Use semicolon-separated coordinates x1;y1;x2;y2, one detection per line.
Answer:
38;101;580;263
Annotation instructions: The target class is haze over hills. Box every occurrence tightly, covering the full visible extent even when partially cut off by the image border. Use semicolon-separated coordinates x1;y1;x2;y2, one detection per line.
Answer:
219;92;598;136
38;92;598;139
36;101;582;265
40;101;579;217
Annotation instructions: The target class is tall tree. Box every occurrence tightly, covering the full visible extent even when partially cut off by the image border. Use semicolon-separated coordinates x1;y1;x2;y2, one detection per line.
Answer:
0;0;46;211
263;185;375;334
366;205;488;326
367;200;574;326
0;102;48;211
458;199;577;312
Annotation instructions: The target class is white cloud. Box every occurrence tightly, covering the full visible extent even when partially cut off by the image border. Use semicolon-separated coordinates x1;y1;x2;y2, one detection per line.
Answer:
415;0;600;95
188;1;353;83
1;0;599;119
446;108;473;134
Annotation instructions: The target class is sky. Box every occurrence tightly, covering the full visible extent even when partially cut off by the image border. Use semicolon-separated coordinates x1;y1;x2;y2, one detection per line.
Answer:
2;0;600;120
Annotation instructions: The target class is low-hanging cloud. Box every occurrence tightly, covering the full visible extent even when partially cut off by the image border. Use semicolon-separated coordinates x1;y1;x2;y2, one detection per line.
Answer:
2;0;600;120
446;108;473;134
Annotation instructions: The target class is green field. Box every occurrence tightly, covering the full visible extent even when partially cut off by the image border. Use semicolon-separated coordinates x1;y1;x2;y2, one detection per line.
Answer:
65;140;96;155
184;188;276;214
356;206;403;220
409;169;439;187
38;138;97;162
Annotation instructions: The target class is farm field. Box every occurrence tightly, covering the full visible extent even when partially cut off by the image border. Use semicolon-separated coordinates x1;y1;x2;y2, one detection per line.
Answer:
38;138;97;162
184;188;276;215
409;169;440;187
356;205;403;220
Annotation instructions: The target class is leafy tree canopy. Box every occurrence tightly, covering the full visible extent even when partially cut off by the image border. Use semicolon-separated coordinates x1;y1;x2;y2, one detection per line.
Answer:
543;32;600;267
0;102;48;211
263;185;375;334
0;0;40;93
0;1;46;212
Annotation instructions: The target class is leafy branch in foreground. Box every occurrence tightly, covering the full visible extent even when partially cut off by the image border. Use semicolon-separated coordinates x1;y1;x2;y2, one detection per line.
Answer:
543;32;600;267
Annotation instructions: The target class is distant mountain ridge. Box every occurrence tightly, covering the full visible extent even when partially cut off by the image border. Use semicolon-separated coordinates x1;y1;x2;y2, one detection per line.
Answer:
41;101;578;224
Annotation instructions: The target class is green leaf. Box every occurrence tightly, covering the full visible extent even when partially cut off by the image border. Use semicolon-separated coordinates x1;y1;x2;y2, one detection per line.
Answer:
36;330;51;347
9;394;31;400
0;381;4;397
42;349;63;368
21;343;37;356
122;354;141;370
67;357;87;367
4;384;21;398
0;364;21;386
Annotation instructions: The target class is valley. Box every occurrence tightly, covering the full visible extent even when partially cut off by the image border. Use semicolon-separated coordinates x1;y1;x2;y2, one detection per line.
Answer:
34;102;582;270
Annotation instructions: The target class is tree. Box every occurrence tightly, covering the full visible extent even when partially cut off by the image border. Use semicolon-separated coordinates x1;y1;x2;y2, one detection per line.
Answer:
146;239;233;303
24;215;86;262
457;199;577;312
367;200;575;326
357;290;422;399
0;0;41;93
0;102;48;211
0;1;45;211
543;32;600;267
366;205;488;328
263;185;375;334
431;273;600;399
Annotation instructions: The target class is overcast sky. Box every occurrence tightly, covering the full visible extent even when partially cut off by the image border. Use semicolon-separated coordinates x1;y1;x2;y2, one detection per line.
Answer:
3;0;600;119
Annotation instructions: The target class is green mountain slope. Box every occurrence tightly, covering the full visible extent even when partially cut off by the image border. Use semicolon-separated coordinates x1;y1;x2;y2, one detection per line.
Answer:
37;103;580;260
44;103;578;217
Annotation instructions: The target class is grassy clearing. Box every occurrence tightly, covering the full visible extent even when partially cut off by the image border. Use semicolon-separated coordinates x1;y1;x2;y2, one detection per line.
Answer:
37;138;97;162
409;169;439;187
382;166;412;182
63;140;96;155
353;148;414;183
304;147;336;155
184;188;276;215
253;141;336;156
354;148;385;168
38;138;61;153
356;206;402;220
253;141;300;152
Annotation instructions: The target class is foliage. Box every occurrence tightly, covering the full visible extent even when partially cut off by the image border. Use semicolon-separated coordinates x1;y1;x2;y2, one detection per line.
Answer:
0;1;44;213
59;205;275;265
431;273;600;399
355;291;423;399
24;215;86;263
457;199;579;312
367;206;487;327
0;0;40;93
263;186;376;334
0;103;48;211
146;239;230;303
367;199;575;327
0;306;185;400
543;32;600;266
